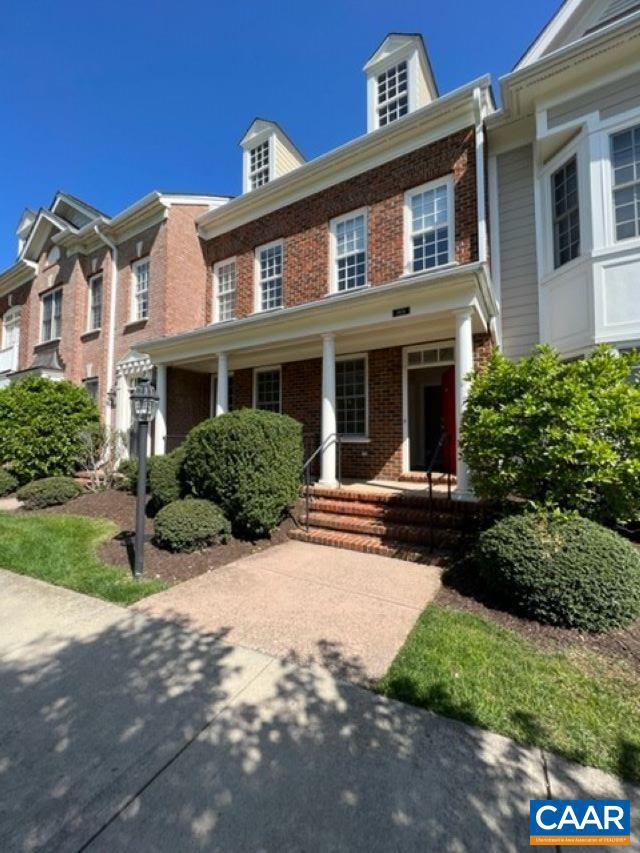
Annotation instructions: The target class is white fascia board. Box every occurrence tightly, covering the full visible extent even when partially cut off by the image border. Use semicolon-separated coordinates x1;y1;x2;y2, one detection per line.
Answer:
0;259;37;297
160;194;231;207
515;0;587;70
140;262;489;363
197;76;492;240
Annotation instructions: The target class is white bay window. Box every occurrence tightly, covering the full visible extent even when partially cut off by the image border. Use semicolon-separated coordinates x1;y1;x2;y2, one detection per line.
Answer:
611;123;640;242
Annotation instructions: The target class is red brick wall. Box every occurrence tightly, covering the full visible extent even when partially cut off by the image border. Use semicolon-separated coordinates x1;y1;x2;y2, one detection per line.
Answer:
203;127;477;320
473;333;493;371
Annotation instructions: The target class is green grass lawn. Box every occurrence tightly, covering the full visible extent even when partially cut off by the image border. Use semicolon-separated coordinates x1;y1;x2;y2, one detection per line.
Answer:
378;605;640;783
0;512;165;605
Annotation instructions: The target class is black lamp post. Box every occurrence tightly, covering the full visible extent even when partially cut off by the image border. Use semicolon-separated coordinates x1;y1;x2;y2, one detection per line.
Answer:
129;377;159;578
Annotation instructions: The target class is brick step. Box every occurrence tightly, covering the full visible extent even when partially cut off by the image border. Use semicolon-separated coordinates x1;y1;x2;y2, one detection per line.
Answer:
302;512;463;548
289;527;448;565
307;497;467;528
307;485;480;515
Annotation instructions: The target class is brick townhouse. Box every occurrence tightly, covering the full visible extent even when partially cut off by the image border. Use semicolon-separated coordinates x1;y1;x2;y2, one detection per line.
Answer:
2;0;640;512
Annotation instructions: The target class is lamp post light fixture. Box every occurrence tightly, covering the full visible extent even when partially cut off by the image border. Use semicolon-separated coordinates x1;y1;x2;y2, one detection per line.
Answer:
129;377;159;578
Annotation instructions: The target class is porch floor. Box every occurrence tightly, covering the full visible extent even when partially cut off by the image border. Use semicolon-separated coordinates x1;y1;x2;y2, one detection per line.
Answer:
334;477;455;498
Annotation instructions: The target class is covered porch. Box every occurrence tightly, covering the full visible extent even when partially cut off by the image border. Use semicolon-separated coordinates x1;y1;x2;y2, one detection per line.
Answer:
142;263;496;500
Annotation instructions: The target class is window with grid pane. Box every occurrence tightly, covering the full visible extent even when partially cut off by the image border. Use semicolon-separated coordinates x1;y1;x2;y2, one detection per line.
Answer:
611;123;640;241
133;259;149;320
337;358;367;437
83;378;98;404
408;183;450;272
258;244;283;311
377;61;409;127
41;289;62;342
334;213;367;291
255;369;281;412
215;261;236;321
250;140;270;190
552;158;580;268
88;274;103;330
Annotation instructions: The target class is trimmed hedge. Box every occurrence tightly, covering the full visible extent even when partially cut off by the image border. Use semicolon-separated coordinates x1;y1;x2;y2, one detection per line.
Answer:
0;469;18;498
149;448;185;508
182;409;303;537
475;511;640;632
154;499;230;552
115;458;139;493
17;477;82;510
0;376;99;484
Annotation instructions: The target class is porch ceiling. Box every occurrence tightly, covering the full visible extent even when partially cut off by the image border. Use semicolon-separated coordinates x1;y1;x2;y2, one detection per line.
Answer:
142;262;493;372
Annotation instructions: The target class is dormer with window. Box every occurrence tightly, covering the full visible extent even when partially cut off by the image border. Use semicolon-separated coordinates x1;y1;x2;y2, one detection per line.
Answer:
16;209;36;256
364;34;438;133
240;119;305;194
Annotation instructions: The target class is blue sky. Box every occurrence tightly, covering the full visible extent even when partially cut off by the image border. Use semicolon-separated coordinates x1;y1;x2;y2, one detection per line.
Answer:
0;0;559;269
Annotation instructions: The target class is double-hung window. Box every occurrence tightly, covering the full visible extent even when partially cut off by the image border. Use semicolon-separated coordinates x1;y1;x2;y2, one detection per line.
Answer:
336;357;367;438
83;377;99;403
332;211;367;292
214;260;236;322
249;140;270;190
256;242;283;311
254;368;281;413
611;123;640;241
41;288;63;342
551;157;580;268
88;273;103;331
132;258;150;321
406;180;452;273
376;61;409;127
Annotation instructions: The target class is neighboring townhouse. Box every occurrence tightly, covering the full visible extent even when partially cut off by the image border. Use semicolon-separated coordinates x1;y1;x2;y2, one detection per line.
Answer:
0;191;228;453
2;1;639;508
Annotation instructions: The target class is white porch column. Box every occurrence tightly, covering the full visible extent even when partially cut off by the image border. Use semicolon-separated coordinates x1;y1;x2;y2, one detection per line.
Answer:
154;364;167;456
216;352;229;416
454;309;474;499
320;333;337;487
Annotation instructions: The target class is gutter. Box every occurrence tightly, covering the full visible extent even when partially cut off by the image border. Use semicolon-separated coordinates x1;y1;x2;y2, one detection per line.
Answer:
473;88;488;266
94;225;118;428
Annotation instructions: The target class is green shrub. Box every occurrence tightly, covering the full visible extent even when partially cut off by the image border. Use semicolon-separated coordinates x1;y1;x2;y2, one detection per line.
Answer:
460;345;640;526
17;476;83;510
154;498;230;552
0;376;99;484
0;469;18;497
182;409;303;537
116;458;141;493
475;510;640;631
149;447;185;508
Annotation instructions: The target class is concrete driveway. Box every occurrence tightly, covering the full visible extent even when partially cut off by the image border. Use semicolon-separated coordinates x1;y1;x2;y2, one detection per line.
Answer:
2;568;639;852
133;540;442;682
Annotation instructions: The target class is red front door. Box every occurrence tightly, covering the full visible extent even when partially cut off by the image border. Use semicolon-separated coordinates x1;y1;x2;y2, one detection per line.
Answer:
441;365;457;474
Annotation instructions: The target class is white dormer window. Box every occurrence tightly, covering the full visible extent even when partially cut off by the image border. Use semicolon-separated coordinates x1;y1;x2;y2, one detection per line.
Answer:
377;61;409;127
249;140;271;190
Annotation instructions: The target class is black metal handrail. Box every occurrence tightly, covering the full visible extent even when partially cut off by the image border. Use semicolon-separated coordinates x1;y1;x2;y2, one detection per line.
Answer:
426;431;453;550
301;433;342;532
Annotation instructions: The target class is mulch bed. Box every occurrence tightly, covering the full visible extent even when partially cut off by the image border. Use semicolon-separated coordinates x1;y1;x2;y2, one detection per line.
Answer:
437;555;640;677
42;489;297;585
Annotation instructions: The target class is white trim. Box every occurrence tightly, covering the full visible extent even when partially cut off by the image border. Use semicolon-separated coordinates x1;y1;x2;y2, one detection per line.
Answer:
335;352;369;440
131;256;150;322
602;113;640;247
515;0;585;69
488;154;502;314
212;257;237;323
40;286;63;344
254;240;284;313
403;176;455;275
252;364;282;413
329;207;369;294
2;305;21;350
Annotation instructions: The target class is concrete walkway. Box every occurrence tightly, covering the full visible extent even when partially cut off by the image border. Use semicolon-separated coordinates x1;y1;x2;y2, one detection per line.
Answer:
134;540;442;682
1;569;638;852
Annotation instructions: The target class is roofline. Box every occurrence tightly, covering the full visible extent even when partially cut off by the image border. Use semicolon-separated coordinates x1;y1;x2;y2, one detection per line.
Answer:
198;74;492;239
512;0;574;70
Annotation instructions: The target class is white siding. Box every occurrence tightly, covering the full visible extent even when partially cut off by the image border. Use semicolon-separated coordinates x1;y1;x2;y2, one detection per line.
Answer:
497;145;540;359
548;69;640;127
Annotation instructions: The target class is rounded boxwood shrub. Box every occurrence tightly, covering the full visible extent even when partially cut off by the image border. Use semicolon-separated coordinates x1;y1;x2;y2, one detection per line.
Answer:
181;409;303;537
475;510;640;631
149;447;185;508
0;469;18;497
0;376;99;484
17;476;82;510
154;498;230;552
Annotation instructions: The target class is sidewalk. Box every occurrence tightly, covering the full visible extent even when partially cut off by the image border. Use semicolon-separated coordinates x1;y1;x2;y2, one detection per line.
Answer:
1;569;638;852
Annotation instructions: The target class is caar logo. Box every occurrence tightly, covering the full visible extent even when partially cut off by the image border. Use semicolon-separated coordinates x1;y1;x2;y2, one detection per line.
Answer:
530;799;630;846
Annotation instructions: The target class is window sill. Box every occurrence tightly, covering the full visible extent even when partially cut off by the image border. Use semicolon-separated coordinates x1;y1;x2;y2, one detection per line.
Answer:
399;261;458;279
34;338;61;350
324;284;371;299
339;436;371;444
124;318;148;331
81;328;101;341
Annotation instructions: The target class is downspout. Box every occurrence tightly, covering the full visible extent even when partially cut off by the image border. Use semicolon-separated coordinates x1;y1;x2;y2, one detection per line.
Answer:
94;225;118;428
